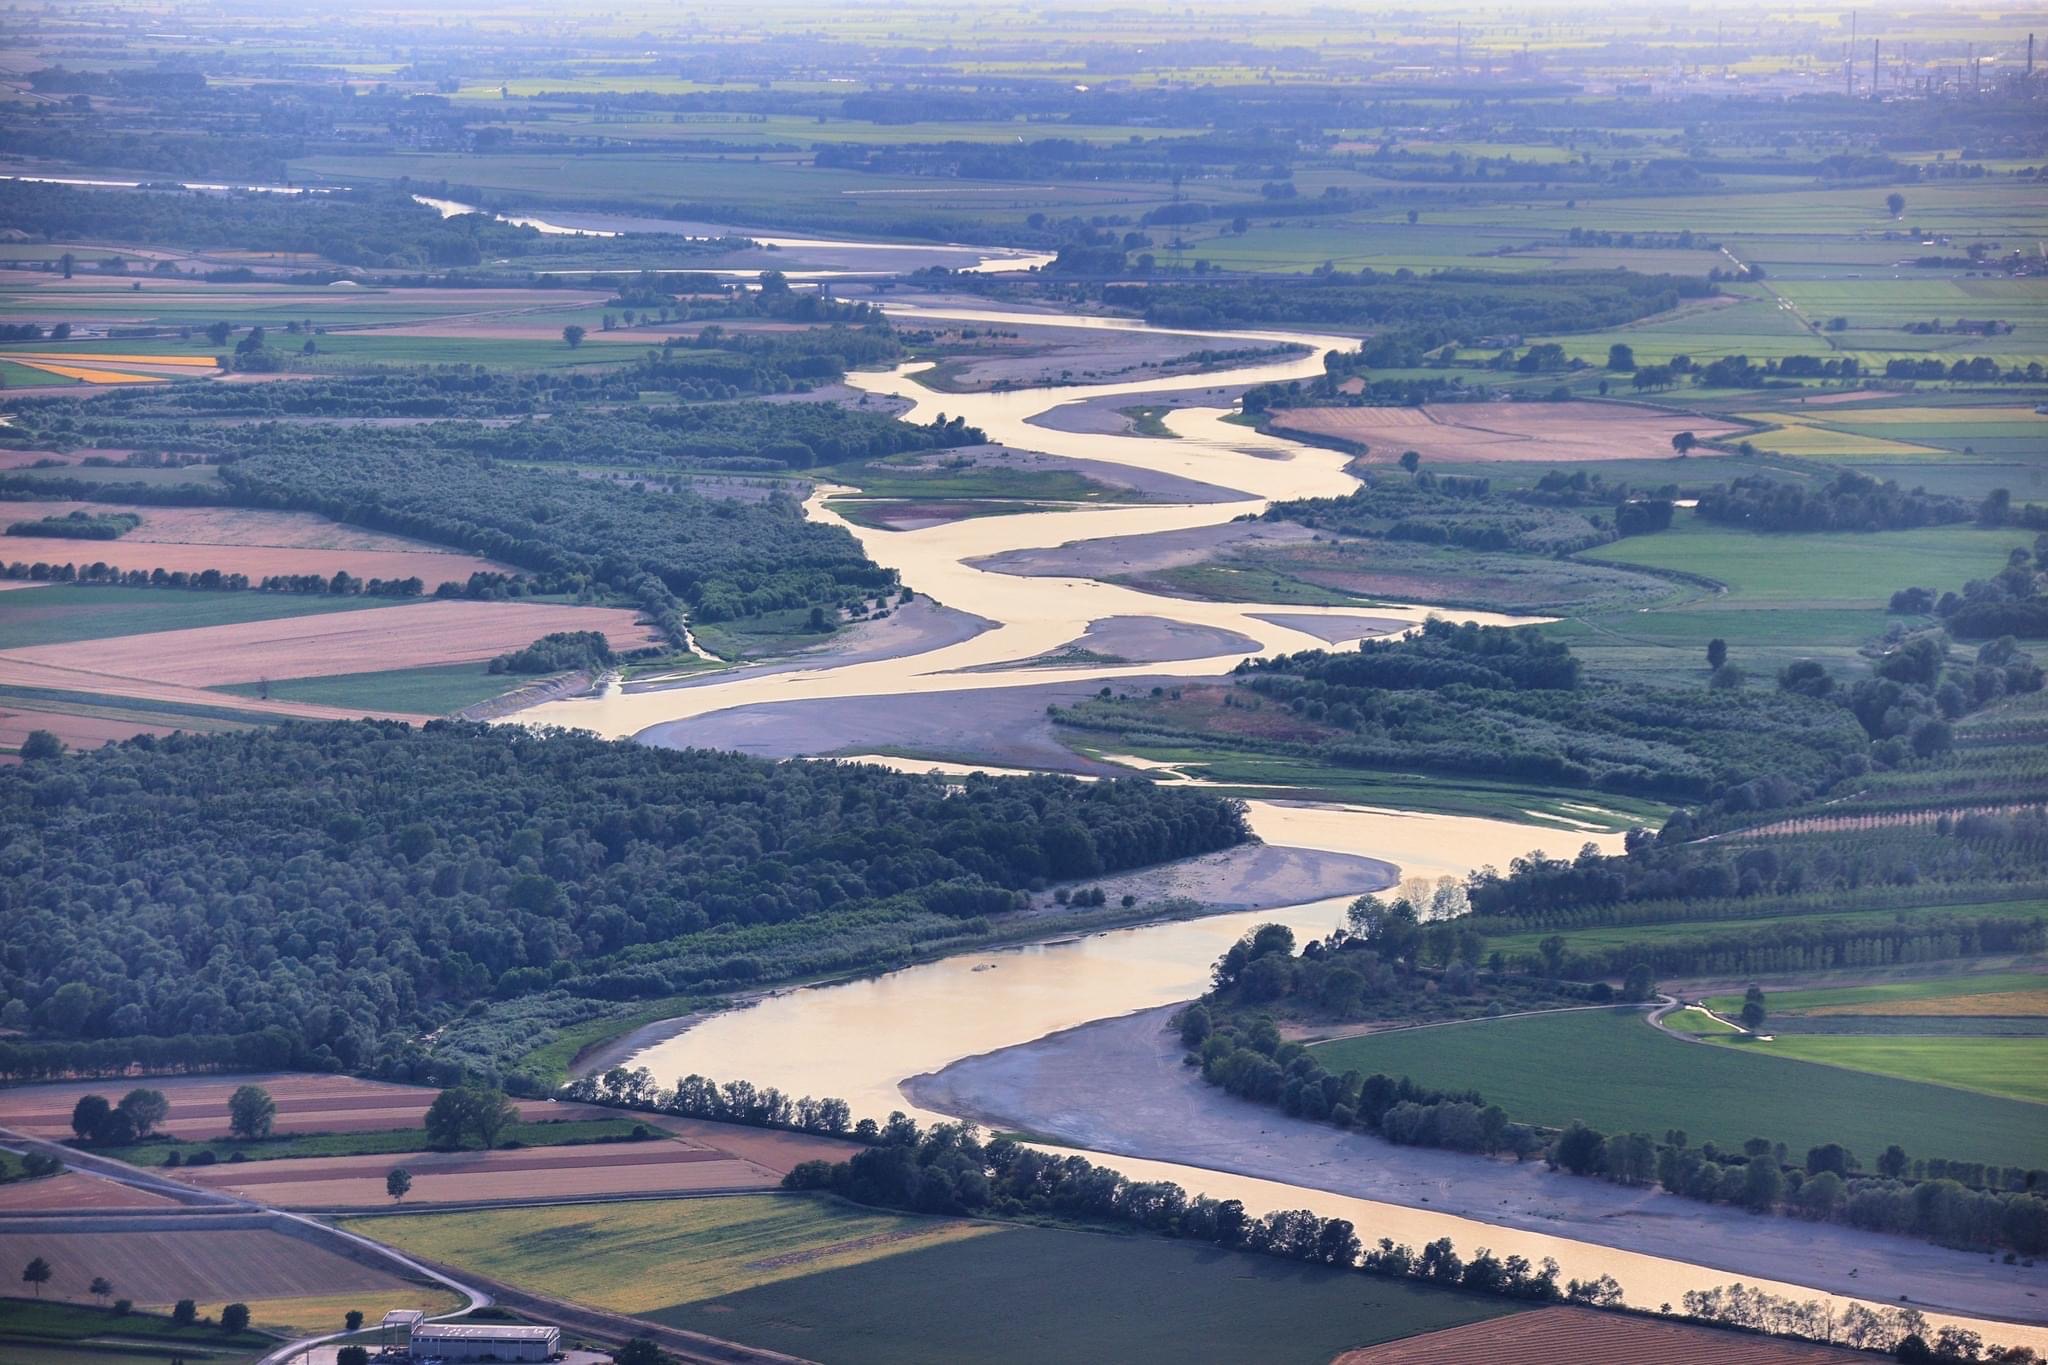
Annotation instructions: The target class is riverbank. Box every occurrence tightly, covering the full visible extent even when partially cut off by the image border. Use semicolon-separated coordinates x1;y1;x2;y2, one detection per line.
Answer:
907;1006;2048;1327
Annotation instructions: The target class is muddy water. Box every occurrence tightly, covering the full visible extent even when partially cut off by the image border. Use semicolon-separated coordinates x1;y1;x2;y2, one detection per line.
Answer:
532;302;2042;1342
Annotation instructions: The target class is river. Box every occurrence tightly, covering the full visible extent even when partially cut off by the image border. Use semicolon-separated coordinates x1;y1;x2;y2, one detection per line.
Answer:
516;297;2045;1346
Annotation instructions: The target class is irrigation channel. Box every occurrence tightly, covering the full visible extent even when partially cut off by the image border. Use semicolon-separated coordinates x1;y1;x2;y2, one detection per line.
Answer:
513;297;2046;1347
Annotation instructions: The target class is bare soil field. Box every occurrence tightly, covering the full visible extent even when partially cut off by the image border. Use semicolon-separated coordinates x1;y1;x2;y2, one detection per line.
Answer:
0;449;93;469
0;704;194;752
636;1115;862;1175
1333;1305;1861;1364
0;1223;413;1306
3;502;513;585
6;600;661;686
1268;402;1743;464
177;1141;781;1208
0;1171;180;1211
0;1073;608;1140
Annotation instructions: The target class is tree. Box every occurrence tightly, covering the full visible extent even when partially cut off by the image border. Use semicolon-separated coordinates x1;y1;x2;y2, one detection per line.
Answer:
205;320;232;347
1550;1122;1606;1176
20;729;64;761
345;1310;364;1331
118;1089;169;1139
59;252;75;280
1671;431;1698;456
23;1256;51;1297
562;324;587;349
220;1303;251;1334
1878;1144;1909;1179
172;1300;196;1325
89;1275;112;1305
1706;638;1728;670
386;1167;412;1203
616;1339;670;1365
1606;342;1636;372
1398;450;1421;474
1620;963;1656;1003
424;1084;518;1149
1886;192;1906;218
226;1085;275;1140
1739;985;1767;1031
71;1094;112;1141
338;1348;369;1365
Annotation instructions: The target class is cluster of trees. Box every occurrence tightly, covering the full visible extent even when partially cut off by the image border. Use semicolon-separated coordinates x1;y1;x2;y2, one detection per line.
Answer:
1189;931;2048;1256
1057;621;1870;805
5;511;140;541
1883;356;2038;383
66;1088;169;1146
1895;538;2048;640
1696;471;1971;533
421;1083;519;1149
0;555;427;598
564;1065;855;1137
489;630;617;676
781;1116;1610;1308
0;721;1249;1077
1262;469;1672;556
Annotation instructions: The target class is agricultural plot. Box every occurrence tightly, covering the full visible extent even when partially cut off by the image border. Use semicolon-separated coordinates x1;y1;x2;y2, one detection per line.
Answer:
1334;1304;1860;1365
0;1171;181;1212
2;599;659;687
0;1301;274;1365
350;1194;1522;1365
2;502;514;588
1309;1007;2048;1169
0;1222;417;1307
1267;401;1741;465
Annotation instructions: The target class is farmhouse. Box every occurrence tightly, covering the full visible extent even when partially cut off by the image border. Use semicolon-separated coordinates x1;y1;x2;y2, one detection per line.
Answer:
406;1321;561;1362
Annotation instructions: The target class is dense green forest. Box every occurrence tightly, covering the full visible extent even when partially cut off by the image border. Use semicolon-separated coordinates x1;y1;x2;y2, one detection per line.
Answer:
0;722;1251;1081
1696;472;1972;533
1261;469;1674;556
1056;620;1871;805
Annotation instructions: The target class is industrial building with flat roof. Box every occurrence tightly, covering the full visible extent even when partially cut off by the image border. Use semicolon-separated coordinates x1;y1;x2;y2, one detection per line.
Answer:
405;1321;561;1362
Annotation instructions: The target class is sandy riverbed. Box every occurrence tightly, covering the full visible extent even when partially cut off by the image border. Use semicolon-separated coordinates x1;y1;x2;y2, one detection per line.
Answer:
909;1007;2048;1327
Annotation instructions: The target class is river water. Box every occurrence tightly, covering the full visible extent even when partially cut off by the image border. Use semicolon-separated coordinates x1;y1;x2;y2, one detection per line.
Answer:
516;298;2045;1344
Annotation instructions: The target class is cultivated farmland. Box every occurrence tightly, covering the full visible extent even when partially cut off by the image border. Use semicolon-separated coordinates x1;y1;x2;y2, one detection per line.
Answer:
1309;1008;2048;1169
1267;401;1742;464
350;1194;1523;1365
1333;1304;1862;1364
0;1221;418;1307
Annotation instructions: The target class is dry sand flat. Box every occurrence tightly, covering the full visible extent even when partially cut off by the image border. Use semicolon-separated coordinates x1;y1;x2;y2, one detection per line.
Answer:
1334;1305;1863;1364
5;599;662;687
1269;401;1744;464
0;1222;414;1305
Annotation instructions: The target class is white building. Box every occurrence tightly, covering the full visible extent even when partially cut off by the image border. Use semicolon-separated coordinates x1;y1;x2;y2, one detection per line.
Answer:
408;1322;561;1362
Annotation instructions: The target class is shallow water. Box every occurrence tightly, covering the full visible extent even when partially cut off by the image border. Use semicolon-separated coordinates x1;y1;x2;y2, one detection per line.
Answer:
541;300;2045;1343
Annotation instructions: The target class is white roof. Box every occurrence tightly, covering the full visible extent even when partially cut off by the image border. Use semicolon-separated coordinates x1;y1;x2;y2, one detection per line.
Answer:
381;1310;427;1326
411;1324;560;1342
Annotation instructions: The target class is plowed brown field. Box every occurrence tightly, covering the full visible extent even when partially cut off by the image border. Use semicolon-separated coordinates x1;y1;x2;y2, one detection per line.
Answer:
0;1225;413;1305
6;599;660;686
0;1073;607;1140
0;1171;180;1211
1333;1305;1862;1364
3;502;513;585
1270;401;1743;464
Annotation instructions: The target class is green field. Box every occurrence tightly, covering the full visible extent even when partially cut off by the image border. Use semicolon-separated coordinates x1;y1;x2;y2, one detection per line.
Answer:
0;1301;271;1365
1311;1008;2048;1168
100;1117;649;1167
216;663;516;714
1478;897;2048;960
0;585;418;649
1730;1036;2048;1104
1579;519;2019;608
1704;972;2048;1015
348;1195;1519;1365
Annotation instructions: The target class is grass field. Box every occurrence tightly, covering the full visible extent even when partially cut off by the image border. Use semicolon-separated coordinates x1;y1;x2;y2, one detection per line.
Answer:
348;1195;1520;1365
0;1300;273;1365
215;662;516;714
1703;973;2048;1017
1310;1008;2048;1168
1578;519;2018;608
1478;897;2048;960
1727;1036;2048;1104
0;585;421;649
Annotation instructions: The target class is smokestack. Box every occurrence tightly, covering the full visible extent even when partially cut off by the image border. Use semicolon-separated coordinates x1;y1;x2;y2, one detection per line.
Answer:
1873;39;1880;96
2029;33;2035;77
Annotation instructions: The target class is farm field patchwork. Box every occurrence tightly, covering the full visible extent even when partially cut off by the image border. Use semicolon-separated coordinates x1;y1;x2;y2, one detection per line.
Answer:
1266;401;1742;465
349;1194;1523;1365
0;584;426;651
1309;1007;2048;1168
0;1301;275;1365
1333;1303;1861;1365
0;1223;421;1308
2;599;660;686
